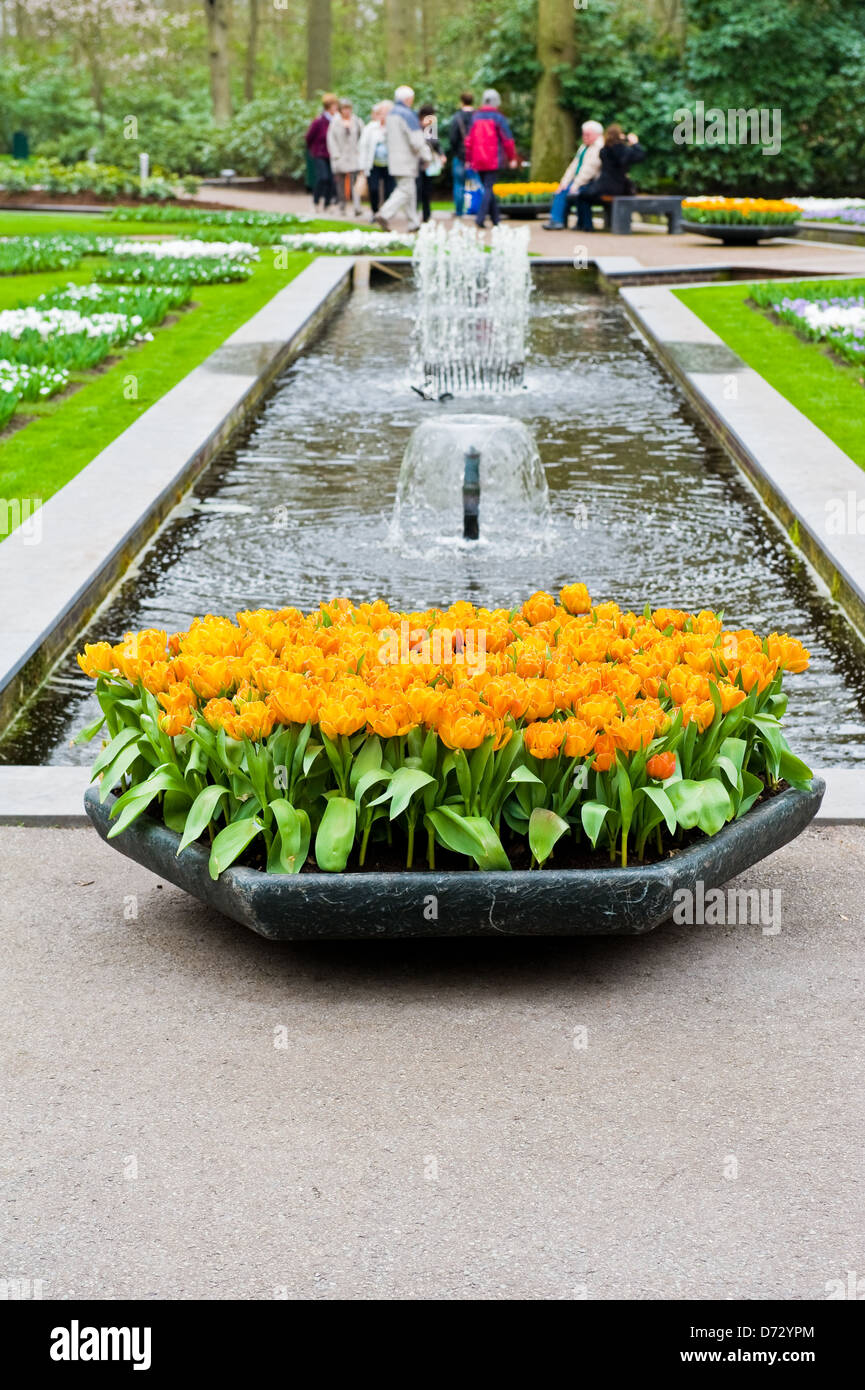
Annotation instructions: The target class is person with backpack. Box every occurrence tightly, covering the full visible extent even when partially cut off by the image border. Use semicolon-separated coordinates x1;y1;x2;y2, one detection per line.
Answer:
464;89;518;229
447;92;475;217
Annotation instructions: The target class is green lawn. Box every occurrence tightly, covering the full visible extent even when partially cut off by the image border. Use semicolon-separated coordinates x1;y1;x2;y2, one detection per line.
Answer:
676;280;865;467
0;209;350;239
0;205;413;523
0;251;313;508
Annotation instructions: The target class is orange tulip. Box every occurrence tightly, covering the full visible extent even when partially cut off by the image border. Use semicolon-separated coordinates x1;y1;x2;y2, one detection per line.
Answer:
560;583;591;615
521;591;558;626
646;751;676;780
77;642;115;678
524;720;565;759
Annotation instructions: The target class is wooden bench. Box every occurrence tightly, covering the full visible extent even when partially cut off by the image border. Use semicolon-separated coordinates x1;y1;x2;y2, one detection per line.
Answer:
600;195;683;235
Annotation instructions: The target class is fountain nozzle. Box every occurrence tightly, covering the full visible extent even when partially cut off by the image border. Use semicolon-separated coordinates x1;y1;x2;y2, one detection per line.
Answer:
463;446;480;541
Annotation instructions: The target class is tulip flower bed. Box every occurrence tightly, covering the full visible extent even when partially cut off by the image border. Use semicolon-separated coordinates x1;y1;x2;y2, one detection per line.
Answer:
682;197;801;226
750;279;865;367
0;280;193;427
492;183;559;204
76;587;813;880
791;198;865;224
0;281;190;374
109;206;306;232
102;239;258;285
0;358;70;401
0;233;114;275
279;231;416;254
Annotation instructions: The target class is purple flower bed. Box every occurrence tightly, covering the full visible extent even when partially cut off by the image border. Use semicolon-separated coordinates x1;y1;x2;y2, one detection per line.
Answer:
751;280;865;370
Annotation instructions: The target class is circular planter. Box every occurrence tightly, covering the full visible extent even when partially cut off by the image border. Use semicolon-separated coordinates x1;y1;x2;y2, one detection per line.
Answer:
681;220;801;245
499;203;553;220
84;778;824;940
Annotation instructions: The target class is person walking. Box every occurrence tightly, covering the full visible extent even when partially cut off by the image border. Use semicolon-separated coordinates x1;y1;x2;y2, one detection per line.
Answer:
447;92;475;217
374;85;430;232
463;88;518;229
327;99;365;217
573;124;646;228
542;120;604;230
304;93;339;210
359;100;394;215
417;103;445;224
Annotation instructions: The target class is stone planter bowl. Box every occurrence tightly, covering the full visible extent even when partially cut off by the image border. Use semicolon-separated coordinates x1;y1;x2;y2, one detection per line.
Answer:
681;220;801;245
84;777;824;940
500;202;553;220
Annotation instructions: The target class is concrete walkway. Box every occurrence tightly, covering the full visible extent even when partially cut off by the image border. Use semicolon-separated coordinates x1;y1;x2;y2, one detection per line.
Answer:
2;822;863;1299
201;184;865;277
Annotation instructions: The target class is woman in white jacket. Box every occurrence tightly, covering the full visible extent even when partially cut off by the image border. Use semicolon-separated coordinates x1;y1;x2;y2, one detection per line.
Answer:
359;101;394;216
327;100;365;217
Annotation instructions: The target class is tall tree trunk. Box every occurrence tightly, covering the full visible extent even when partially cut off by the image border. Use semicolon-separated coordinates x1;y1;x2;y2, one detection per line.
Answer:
421;0;438;76
530;0;577;180
204;0;233;125
384;0;411;82
306;0;332;97
245;0;259;101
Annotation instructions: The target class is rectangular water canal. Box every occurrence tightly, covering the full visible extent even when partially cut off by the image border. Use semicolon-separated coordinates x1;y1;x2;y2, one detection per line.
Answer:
3;268;865;767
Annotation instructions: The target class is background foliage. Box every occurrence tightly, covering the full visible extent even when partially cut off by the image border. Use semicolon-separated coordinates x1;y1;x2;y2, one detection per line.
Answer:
0;0;862;192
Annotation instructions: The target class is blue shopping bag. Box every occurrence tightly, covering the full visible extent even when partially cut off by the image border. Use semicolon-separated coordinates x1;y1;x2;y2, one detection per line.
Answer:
464;172;482;216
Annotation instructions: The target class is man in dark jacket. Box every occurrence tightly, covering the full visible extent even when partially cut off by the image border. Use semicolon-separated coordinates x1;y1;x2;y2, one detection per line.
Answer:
305;94;339;209
447;92;474;216
464;88;518;229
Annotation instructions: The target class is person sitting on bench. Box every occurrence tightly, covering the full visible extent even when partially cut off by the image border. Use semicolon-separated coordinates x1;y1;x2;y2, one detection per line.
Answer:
573;123;645;229
542;120;604;231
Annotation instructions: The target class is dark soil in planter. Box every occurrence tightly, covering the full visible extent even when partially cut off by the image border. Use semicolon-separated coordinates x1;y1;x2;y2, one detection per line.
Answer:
216;781;786;876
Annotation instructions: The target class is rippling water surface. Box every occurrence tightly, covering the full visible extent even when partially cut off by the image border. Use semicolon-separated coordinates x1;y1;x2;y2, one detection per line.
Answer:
5;269;865;765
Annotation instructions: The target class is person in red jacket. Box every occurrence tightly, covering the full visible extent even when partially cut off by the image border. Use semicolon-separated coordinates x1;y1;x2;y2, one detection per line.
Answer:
305;93;339;209
464;88;518;229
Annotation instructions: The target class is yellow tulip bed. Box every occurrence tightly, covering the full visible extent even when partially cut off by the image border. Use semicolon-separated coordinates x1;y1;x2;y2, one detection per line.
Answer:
492;182;559;204
682;197;801;226
76;586;813;876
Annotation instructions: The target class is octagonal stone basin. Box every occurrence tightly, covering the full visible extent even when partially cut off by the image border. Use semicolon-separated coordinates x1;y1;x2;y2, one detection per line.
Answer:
681;221;801;245
84;778;824;940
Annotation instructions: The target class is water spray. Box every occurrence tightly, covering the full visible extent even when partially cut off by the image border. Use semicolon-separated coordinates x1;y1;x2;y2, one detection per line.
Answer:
411;223;531;397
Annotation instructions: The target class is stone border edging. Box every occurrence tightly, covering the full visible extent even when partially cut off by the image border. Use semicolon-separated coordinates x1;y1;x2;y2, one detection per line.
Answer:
0;256;354;737
619;282;865;637
798;222;865;249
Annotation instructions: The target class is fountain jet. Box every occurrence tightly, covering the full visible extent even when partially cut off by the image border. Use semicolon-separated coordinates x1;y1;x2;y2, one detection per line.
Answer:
463;446;480;540
390;414;549;548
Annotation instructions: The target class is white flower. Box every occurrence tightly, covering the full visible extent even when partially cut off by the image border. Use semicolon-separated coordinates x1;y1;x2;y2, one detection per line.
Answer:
0;307;137;340
111;238;259;261
280;230;416;253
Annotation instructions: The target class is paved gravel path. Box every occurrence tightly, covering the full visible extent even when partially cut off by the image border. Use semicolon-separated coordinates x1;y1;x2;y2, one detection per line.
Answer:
2;823;862;1300
196;184;865;277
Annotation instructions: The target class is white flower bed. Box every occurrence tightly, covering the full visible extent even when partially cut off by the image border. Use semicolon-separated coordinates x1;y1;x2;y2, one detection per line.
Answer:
111;238;259;261
789;197;865;219
0;306;142;340
0;359;69;396
280;230;416;254
772;292;865;362
781;298;865;336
